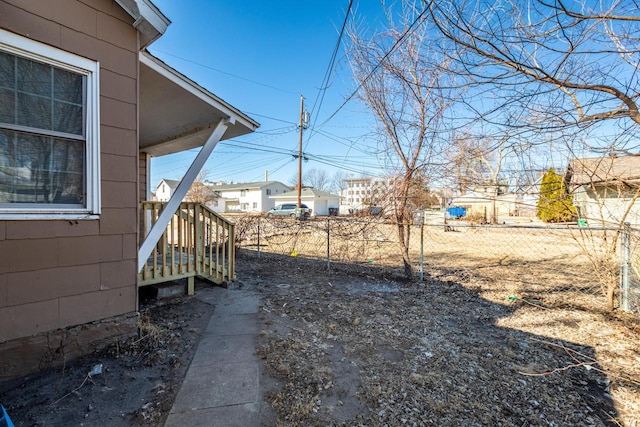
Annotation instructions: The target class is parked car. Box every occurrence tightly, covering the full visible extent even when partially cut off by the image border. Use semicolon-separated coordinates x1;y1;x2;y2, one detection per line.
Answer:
266;203;311;218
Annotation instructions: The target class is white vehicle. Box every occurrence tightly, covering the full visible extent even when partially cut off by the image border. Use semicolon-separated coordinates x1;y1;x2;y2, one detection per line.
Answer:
266;203;311;218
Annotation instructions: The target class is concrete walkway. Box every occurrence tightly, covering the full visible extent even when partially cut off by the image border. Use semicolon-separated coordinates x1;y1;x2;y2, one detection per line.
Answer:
164;287;261;427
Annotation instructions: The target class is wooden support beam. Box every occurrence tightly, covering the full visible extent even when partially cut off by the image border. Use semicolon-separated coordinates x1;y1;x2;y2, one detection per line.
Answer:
138;118;232;272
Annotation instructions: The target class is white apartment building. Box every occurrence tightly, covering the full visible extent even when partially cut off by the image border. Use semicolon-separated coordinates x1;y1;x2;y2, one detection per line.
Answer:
339;177;392;213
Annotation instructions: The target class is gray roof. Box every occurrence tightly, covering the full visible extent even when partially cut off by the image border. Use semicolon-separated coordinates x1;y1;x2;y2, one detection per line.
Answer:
570;156;640;186
157;179;181;190
275;187;341;199
207;181;290;191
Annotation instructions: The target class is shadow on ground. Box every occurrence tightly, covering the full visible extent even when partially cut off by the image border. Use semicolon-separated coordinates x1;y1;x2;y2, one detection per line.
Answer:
238;249;622;426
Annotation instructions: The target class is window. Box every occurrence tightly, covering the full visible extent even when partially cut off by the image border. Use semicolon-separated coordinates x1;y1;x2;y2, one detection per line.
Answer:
0;30;100;219
266;189;271;195
240;203;248;210
240;190;247;196
252;202;257;209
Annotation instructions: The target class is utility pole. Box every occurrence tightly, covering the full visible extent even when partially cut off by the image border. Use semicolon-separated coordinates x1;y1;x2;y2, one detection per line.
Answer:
297;95;308;208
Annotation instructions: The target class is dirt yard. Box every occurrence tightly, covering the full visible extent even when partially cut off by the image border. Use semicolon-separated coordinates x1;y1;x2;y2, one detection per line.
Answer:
0;245;638;426
244;250;640;426
0;291;212;426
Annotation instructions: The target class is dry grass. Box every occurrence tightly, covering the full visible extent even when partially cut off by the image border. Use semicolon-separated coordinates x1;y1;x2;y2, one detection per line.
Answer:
236;217;640;426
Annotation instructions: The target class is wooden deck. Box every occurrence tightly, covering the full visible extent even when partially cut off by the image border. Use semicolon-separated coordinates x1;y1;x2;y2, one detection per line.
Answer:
138;202;235;293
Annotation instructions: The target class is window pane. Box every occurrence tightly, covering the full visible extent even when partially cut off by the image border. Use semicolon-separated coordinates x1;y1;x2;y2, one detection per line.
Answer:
1;52;84;136
53;69;83;135
0;87;14;123
54;68;82;104
17;92;51;129
54;101;82;134
17;57;50;97
0;53;15;125
51;137;84;203
0;129;84;205
0;52;14;90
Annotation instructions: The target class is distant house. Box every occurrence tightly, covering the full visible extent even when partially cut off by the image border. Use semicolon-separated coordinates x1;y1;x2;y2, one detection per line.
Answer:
0;0;258;380
272;188;341;216
155;179;181;202
207;181;291;213
569;155;640;226
452;179;540;221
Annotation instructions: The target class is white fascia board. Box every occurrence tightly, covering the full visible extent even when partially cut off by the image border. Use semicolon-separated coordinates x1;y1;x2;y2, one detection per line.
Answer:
140;52;260;132
115;0;170;48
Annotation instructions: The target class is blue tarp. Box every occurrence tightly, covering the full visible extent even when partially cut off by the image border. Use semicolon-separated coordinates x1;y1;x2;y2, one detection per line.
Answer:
0;405;14;427
447;206;467;218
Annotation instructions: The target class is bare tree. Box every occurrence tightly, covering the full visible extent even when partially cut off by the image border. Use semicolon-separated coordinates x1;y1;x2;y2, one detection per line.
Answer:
185;170;218;207
347;1;459;278
330;170;350;194
446;133;493;195
289;168;331;191
305;168;331;191
426;0;640;309
405;169;440;210
288;172;299;189
427;0;640;151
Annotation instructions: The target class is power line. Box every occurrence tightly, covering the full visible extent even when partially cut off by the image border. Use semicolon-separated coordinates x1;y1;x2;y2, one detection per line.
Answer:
316;2;431;131
149;48;299;95
304;0;354;151
242;111;297;125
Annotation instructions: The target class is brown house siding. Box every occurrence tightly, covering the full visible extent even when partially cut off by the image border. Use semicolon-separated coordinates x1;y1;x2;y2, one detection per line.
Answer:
139;152;148;201
0;0;140;363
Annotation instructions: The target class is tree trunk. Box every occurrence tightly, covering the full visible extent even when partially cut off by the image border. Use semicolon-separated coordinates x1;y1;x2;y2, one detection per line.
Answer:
397;220;413;280
606;284;616;312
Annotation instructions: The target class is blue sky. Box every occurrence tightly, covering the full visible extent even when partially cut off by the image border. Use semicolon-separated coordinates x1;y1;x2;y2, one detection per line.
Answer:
147;0;387;189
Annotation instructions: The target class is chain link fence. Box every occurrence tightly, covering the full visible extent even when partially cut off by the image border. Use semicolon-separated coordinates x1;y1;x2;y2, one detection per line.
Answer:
234;215;639;314
625;225;640;313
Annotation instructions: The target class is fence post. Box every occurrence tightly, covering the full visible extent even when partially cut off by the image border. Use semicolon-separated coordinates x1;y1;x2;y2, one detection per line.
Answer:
620;222;631;311
257;217;261;258
326;217;331;269
419;217;424;282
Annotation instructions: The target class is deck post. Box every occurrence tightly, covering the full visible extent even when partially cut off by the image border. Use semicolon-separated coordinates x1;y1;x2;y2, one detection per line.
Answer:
186;276;194;296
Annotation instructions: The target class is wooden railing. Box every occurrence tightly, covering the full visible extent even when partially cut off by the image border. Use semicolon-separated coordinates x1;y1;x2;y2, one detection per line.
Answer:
138;202;235;293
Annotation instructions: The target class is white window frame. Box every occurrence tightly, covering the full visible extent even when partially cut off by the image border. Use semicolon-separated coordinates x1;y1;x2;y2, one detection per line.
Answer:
0;29;100;220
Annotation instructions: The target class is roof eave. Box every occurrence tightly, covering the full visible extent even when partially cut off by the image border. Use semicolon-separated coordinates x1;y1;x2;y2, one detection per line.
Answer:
139;52;260;157
140;52;259;131
115;0;171;48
